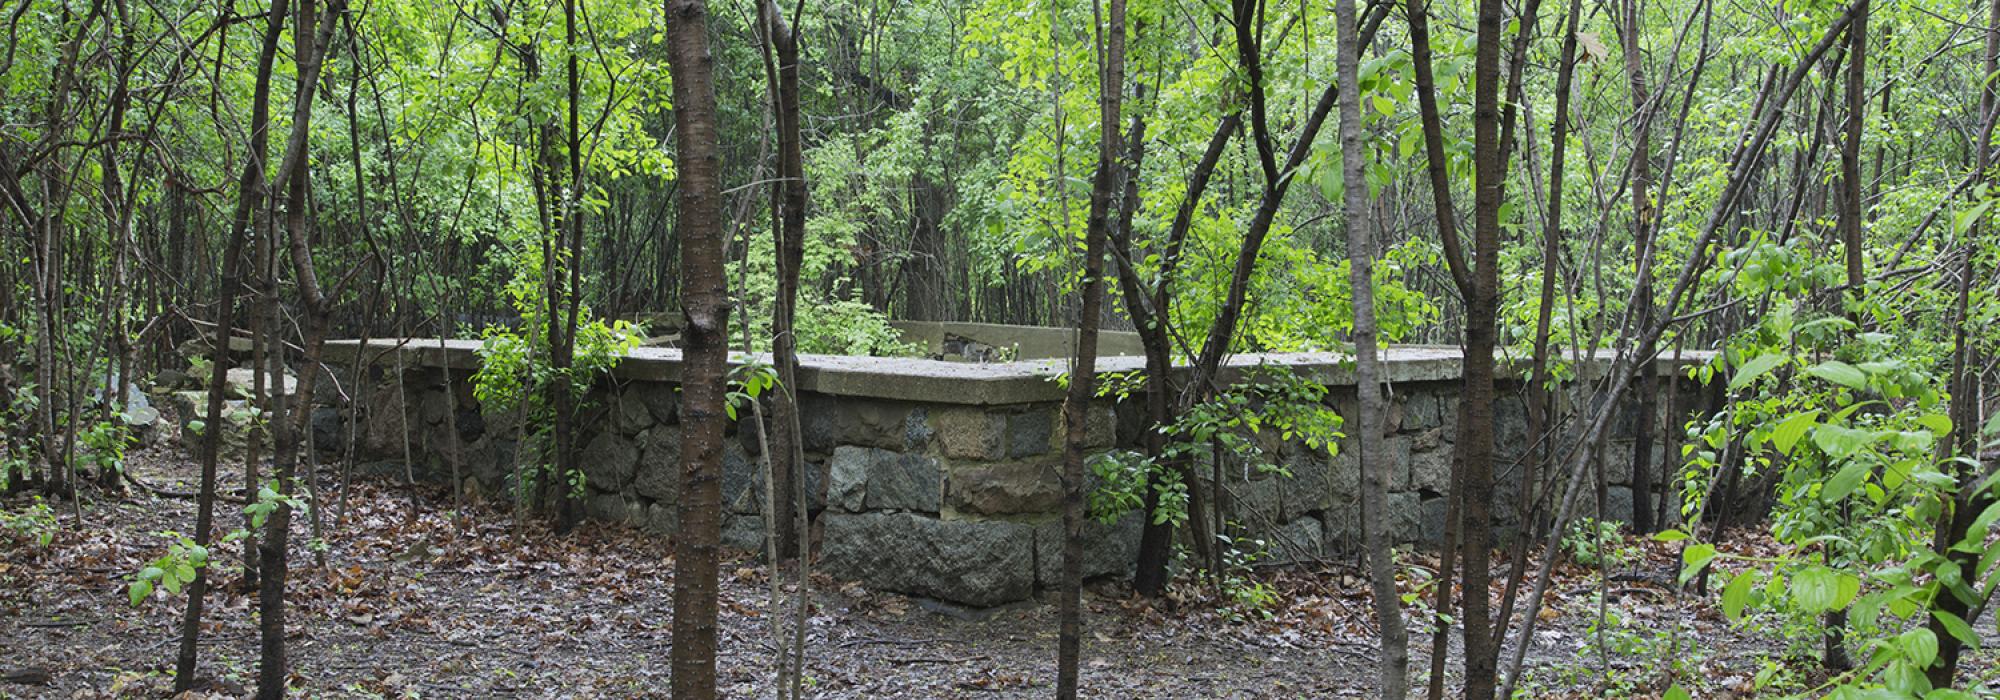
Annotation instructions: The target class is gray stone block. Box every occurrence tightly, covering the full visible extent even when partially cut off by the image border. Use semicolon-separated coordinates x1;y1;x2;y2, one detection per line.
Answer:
828;448;868;512
866;451;941;513
1377;435;1413;492
1403;391;1446;431
1410;433;1453;494
612;389;656;435
723;440;759;514
1329;444;1360;495
581;430;640;492
932;407;1006;460
1268;515;1325;563
1388;491;1422;544
418;386;452;426
1220;472;1285;526
801;395;921;452
721;514;767;553
820;512;1034;607
1283;451;1335;519
224;366;299;400
945;460;1060;516
633;426;681;502
584;493;646;526
1601;442;1634;484
1605;485;1635;524
644;502;679;535
1495;394;1529;447
636;384;678;425
1418;496;1450;546
1006;409;1055;458
1323;498;1360;548
825;446;942;513
1033;510;1143;586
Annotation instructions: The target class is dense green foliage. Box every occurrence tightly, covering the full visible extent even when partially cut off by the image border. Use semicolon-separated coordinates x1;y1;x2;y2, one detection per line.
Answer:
3;0;1999;695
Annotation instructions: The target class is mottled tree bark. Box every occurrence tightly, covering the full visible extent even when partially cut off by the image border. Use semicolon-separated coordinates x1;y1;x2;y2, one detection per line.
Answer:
665;0;730;695
176;0;289;688
1057;0;1123;694
1338;0;1407;694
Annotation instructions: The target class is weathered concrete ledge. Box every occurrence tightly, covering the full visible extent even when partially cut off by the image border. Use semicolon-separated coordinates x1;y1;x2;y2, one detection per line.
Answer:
322;338;1699;407
318;338;1710;607
888;320;1147;360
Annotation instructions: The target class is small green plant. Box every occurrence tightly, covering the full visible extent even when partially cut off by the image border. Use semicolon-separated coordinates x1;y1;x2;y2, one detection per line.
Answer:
1080;364;1343;530
186;354;213;383
1562;517;1637;569
127;531;213;606
722;361;780;422
1208;530;1278;620
470;264;645;508
127;482;305;607
242;478;310;529
77;420;132;477
0;496;57;548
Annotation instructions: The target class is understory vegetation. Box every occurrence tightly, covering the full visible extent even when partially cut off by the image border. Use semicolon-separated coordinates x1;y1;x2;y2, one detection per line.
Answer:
3;0;2000;697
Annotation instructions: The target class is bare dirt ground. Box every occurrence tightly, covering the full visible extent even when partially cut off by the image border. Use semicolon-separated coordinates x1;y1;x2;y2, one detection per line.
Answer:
2;444;1994;698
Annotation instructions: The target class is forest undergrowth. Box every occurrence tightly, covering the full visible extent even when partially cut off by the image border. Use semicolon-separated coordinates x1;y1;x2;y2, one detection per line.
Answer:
6;443;1991;698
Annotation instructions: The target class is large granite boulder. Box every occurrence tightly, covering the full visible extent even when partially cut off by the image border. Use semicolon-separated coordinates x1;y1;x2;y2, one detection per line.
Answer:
224;367;298;399
611;389;658;435
1408;428;1453;493
825;446;940;513
1032;510;1143;586
945;460;1060;516
632;426;681;502
581;430;640;492
819;512;1034;607
800;395;926;452
1266;515;1326;563
168;390;251;462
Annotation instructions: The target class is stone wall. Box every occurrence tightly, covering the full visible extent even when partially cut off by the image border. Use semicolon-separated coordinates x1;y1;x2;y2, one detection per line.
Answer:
321;340;1707;607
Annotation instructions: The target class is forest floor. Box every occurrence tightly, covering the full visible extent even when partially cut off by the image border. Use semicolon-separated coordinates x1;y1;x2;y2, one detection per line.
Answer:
2;444;1996;699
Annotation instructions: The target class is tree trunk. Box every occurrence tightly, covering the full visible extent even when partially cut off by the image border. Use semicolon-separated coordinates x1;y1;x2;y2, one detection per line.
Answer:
758;0;806;563
1460;0;1509;695
1927;0;1995;687
1339;0;1407;694
176;0;289;687
1121;113;1236;596
256;2;342;694
1056;0;1123;694
665;0;730;695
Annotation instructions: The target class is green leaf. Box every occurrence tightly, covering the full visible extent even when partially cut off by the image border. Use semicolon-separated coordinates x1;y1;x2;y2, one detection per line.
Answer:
1963;501;2000;544
1834;573;1862;609
1681;543;1718;584
1822;461;1870;502
1730;353;1787;391
1663;684;1691;700
1652;529;1689;543
1792;565;1839;613
1917;413;1953;437
1886;660;1933;695
1807;360;1869;389
1771;410;1820;455
1813;424;1876;461
128;579;153;607
1932;609;1978;647
1722;570;1755;620
1901;628;1940;667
